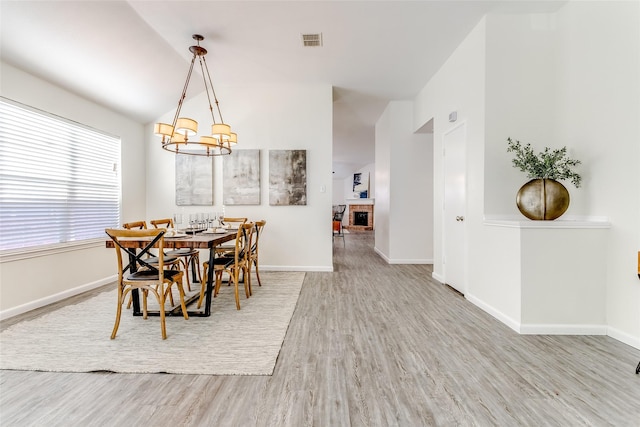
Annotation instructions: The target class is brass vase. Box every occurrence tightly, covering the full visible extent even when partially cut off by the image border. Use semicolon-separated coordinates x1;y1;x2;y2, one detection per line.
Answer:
516;179;570;220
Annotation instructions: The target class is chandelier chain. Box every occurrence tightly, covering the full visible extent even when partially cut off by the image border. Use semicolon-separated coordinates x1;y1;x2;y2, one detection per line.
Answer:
171;54;199;138
198;56;219;126
201;55;225;125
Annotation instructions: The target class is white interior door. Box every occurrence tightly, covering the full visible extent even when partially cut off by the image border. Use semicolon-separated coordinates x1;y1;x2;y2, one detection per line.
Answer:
443;123;466;294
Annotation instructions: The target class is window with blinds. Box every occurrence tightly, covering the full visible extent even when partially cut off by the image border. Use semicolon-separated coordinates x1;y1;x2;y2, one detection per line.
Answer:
0;97;121;253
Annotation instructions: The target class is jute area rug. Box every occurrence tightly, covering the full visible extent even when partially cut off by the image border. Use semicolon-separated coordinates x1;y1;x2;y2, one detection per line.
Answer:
0;271;305;375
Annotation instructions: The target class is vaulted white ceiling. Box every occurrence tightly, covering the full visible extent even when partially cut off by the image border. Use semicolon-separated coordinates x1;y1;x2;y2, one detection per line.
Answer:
0;0;565;178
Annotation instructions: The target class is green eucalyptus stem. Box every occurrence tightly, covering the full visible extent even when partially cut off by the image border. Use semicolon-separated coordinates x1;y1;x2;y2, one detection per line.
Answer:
506;137;582;188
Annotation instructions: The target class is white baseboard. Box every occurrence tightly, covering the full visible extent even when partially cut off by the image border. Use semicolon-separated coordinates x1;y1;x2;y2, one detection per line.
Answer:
261;265;332;273
387;258;433;264
465;293;521;333
466;293;640;349
0;267;330;321
372;247;432;264
607;325;640;350
519;324;608;335
0;275;116;321
373;247;390;263
431;272;444;284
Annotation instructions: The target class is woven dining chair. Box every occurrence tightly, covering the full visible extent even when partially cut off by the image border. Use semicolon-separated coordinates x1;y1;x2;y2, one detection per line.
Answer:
105;228;189;339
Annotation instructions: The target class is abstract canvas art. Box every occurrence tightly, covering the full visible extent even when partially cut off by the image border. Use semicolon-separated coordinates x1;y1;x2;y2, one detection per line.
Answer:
223;149;260;205
353;172;369;198
269;150;307;206
175;154;213;206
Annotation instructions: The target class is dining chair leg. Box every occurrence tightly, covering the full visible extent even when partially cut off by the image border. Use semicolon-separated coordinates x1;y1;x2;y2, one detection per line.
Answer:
181;258;192;291
214;269;224;297
245;265;252;296
190;252;202;285
159;284;167;340
254;261;262;287
111;287;125;339
177;281;189;321
142;289;148;319
244;266;252;297
179;252;202;292
167;277;189;320
197;262;209;309
234;277;241;310
166;284;175;306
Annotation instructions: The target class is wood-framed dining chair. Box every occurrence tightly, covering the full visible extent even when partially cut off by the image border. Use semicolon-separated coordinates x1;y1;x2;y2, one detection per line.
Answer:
198;222;254;310
150;217;202;291
122;221;180;268
122;220;181;307
246;220;266;290
122;220;147;230
214;217;248;257
105;228;189;339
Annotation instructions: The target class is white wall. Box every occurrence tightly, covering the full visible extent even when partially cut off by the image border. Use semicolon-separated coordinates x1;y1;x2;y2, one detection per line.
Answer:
520;227;607;327
145;83;334;271
0;68;333;317
0;62;146;316
412;2;640;348
375;110;392;257
375;101;433;263
475;13;561;326
480;4;639;345
333;163;375;228
553;1;640;345
483;13;560;216
413;18;487;282
333;163;375;204
332;178;346;206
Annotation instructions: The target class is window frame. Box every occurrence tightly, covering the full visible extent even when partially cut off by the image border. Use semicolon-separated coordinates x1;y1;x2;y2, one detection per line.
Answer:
0;97;122;262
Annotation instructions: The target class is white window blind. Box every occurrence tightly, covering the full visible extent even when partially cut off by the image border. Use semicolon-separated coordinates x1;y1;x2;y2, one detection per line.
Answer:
0;97;121;253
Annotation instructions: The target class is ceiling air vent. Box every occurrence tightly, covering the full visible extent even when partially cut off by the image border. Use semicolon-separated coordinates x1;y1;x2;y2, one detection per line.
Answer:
301;33;323;47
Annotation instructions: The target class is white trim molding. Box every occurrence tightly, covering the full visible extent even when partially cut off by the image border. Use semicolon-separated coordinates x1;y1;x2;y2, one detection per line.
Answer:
483;215;611;229
0;275;116;321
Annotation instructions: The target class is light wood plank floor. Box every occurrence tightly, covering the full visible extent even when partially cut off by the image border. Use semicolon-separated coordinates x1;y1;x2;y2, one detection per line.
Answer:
2;232;639;426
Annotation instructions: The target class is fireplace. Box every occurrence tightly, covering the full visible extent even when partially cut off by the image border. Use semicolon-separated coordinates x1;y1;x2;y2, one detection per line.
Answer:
354;212;368;226
348;204;373;230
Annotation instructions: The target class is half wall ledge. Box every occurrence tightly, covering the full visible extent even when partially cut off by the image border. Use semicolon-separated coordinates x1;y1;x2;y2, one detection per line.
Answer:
478;214;611;336
483;215;611;229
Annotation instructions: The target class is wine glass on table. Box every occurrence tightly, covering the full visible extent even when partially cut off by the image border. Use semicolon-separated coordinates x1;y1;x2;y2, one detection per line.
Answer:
189;214;198;232
173;213;184;231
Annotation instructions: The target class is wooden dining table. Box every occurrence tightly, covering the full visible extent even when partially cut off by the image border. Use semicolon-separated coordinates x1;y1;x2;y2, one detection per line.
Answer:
105;230;237;317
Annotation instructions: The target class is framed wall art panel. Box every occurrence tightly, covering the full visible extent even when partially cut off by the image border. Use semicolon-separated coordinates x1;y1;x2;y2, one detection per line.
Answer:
175;154;213;206
269;149;307;206
223;149;261;205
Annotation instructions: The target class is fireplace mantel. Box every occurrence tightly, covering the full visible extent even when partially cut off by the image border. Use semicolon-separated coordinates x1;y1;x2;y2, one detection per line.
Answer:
346;198;374;205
